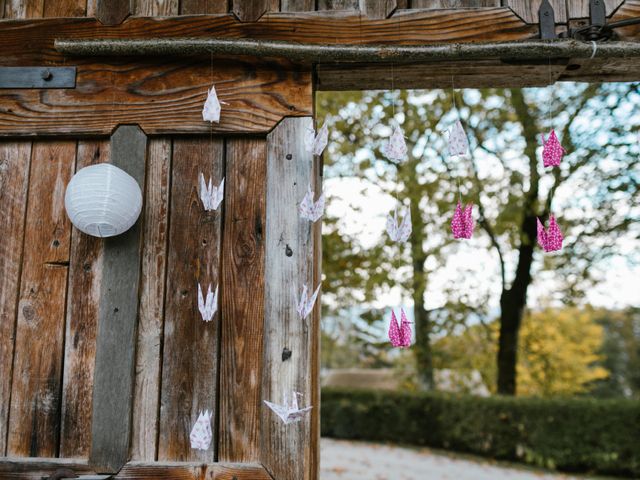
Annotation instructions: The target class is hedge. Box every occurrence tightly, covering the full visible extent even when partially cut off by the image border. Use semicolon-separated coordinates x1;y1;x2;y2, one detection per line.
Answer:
321;388;640;477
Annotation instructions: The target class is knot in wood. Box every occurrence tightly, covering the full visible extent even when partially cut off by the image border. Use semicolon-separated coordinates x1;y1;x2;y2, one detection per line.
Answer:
285;244;293;257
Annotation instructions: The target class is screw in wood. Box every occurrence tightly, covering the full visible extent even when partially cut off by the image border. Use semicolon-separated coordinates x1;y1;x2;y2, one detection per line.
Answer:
41;69;53;81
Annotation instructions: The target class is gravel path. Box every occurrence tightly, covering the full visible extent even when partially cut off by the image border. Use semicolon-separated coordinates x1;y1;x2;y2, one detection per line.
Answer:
321;438;595;480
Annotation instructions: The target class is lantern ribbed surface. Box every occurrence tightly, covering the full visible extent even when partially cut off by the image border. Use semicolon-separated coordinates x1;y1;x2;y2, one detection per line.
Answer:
64;163;143;238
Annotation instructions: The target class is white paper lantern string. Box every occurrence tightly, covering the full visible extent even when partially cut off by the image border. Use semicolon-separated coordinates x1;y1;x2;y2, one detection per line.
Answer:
64;163;143;238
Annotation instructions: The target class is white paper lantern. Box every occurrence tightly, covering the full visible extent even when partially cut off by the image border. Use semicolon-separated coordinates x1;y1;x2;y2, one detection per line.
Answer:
65;163;143;238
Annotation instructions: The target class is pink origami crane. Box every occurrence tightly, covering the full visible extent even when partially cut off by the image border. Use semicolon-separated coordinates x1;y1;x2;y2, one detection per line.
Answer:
450;201;475;239
541;129;566;167
388;308;412;348
537;215;563;252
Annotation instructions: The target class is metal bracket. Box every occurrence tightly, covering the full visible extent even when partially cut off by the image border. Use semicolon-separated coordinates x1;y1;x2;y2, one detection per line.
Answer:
0;66;76;89
538;0;557;40
590;0;606;27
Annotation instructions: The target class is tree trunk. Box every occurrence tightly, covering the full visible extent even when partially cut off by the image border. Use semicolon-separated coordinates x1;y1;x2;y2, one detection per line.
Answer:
496;213;536;395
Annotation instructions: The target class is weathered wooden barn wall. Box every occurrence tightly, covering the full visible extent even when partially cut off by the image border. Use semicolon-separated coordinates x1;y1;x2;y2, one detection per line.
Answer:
0;0;639;479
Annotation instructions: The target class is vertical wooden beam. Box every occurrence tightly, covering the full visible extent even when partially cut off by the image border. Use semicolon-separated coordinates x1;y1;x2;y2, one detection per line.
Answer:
360;0;396;18
7;141;76;457
261;117;318;480
3;0;44;18
317;0;359;9
130;139;171;462
95;0;131;24
232;0;269;21
89;125;147;473
59;141;109;458
218;138;267;463
0;142;31;455
281;0;314;11
411;0;500;7
506;0;567;23
179;0;228;13
158;138;223;463
43;0;86;17
133;0;178;15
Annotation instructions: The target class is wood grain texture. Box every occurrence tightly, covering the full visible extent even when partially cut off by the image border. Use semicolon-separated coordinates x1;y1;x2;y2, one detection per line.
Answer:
317;0;359;9
133;0;179;15
261;117;317;480
218;138;267;463
0;458;272;479
566;0;624;17
506;0;567;23
179;0;228;14
360;0;397;18
59;140;109;459
158;138;223;463
0;59;312;137
7;141;76;457
43;0;86;17
411;0;500;7
232;0;268;21
603;0;640;39
90;126;147;474
2;0;43;18
130;138;171;462
280;0;315;11
0;142;31;456
95;0;131;24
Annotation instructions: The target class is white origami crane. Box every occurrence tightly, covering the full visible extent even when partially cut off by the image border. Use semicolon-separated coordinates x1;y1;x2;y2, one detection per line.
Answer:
264;391;313;425
299;187;325;223
382;125;408;163
202;85;221;123
199;174;224;211
386;205;412;243
304;121;329;156
297;283;321;320
448;119;469;157
197;283;218;322
190;410;212;450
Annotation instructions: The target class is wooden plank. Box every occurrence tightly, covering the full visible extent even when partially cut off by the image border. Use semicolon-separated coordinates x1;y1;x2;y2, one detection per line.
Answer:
598;0;640;39
2;0;43;18
59;141;109;458
7;141;76;457
317;0;359;9
0;12;536;66
360;0;397;18
89;126;147;474
43;0;86;17
566;0;624;18
95;0;130;24
0;458;272;480
411;0;500;7
218;138;267;463
130;138;171;461
261;117;317;480
133;0;179;15
280;0;315;11
179;0;228;14
0;59;312;137
158;138;223;463
0;142;31;456
317;59;568;90
232;0;269;21
506;0;567;23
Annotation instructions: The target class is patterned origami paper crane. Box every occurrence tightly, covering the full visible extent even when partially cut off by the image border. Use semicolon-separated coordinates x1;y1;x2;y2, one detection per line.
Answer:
199;174;224;211
448;119;469;157
537;214;563;252
297;283;321;320
202;85;221;123
450;201;475;239
190;410;213;450
299;187;325;223
264;391;313;425
304;120;329;156
386;205;412;243
197;283;218;322
382;126;408;163
541;129;566;167
388;308;412;348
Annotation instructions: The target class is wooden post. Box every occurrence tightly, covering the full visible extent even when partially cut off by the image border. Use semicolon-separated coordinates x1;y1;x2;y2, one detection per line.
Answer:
89;125;147;473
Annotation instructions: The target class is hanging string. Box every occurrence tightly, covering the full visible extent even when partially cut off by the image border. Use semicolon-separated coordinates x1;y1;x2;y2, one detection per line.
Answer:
547;57;552;130
451;75;458;115
457;177;462;204
391;63;396;120
210;50;214;158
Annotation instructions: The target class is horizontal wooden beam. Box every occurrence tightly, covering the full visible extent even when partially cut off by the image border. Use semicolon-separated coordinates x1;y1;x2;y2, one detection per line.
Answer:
0;458;274;479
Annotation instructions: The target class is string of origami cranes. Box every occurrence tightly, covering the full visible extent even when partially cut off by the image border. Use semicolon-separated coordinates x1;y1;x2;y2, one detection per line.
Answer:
189;82;567;449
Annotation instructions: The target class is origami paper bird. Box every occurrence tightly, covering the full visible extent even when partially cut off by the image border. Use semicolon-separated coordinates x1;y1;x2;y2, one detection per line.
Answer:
197;283;218;322
199;174;224;211
386;205;412;243
450;201;475;239
264;391;313;425
202;85;221;123
388;308;412;348
304;121;329;156
382;126;408;163
448;119;469;157
297;283;321;320
537;215;563;252
541;129;566;167
190;410;213;450
299;187;325;223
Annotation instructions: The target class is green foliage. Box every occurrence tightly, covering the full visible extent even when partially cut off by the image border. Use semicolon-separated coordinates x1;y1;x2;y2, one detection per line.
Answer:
321;388;640;476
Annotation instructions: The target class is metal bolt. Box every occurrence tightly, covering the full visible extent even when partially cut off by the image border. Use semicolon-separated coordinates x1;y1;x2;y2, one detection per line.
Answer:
41;69;53;81
286;153;293;160
285;244;293;257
